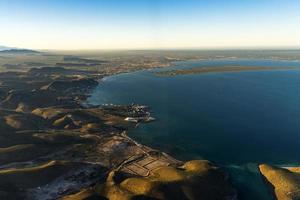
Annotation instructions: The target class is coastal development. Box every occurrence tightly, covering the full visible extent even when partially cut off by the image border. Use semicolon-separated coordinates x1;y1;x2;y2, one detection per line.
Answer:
1;0;300;198
0;51;238;200
0;50;300;200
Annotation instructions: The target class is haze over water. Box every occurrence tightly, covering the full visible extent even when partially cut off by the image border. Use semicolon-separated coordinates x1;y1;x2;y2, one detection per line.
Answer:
88;59;300;199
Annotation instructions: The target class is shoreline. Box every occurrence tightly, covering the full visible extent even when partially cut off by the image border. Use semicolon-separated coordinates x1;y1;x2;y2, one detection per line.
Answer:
1;57;300;199
0;65;238;199
155;65;300;76
88;62;300;200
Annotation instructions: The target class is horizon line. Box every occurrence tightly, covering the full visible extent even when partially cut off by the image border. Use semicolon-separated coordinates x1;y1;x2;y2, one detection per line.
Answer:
39;46;300;52
2;44;300;52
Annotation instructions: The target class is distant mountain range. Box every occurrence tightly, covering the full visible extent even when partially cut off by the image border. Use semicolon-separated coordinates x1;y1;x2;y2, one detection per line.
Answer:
0;45;40;54
0;45;12;51
0;49;40;54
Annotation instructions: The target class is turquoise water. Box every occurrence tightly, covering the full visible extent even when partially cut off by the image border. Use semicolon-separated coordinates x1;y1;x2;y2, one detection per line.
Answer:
88;59;300;199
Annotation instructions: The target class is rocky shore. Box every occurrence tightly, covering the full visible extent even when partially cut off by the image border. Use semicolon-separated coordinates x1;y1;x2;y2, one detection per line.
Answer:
0;66;237;200
259;164;300;200
1;63;300;200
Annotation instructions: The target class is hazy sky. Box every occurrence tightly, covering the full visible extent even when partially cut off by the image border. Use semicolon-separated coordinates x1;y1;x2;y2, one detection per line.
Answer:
0;0;300;50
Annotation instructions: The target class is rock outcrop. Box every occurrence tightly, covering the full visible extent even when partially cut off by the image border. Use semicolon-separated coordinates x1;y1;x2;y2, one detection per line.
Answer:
259;164;300;200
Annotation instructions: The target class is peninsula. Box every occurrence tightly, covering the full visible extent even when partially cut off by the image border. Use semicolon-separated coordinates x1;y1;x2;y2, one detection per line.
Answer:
155;66;300;76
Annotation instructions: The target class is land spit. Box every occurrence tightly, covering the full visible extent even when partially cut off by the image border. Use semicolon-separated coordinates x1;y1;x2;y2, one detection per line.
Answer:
155;65;300;76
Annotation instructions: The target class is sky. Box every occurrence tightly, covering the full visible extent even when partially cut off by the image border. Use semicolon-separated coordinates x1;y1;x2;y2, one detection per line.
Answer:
0;0;300;50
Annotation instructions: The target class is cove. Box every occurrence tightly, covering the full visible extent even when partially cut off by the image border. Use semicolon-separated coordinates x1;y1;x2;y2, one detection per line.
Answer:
88;59;300;199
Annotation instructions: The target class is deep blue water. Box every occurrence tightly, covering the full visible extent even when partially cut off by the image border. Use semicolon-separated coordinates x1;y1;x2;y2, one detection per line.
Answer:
88;59;300;200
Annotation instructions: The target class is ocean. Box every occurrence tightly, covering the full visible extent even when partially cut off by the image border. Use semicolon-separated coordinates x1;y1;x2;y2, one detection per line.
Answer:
88;59;300;199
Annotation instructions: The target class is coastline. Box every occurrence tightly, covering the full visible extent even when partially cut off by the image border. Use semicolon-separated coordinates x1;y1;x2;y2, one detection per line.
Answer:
155;65;300;76
0;64;238;199
88;61;300;199
1;57;300;199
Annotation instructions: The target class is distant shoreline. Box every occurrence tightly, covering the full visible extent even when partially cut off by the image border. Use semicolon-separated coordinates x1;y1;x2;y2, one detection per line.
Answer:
155;65;300;76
